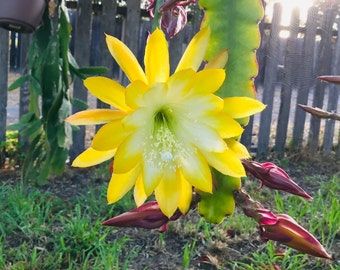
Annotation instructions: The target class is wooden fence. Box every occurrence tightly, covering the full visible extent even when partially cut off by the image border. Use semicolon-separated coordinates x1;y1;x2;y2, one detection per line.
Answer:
0;1;339;160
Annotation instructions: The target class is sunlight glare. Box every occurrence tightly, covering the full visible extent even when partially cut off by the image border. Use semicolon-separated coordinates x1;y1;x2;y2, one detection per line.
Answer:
266;0;314;26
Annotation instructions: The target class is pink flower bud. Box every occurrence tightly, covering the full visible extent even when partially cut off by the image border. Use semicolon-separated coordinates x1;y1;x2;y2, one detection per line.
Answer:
242;160;312;199
161;6;187;38
147;0;192;37
260;214;332;259
318;75;340;84
234;190;331;259
102;201;182;230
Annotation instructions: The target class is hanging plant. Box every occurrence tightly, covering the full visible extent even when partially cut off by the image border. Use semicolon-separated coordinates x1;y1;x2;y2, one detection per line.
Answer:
8;0;107;184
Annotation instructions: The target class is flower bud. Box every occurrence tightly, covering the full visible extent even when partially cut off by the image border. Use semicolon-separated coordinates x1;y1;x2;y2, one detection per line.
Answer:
102;201;182;230
242;160;312;199
260;214;332;259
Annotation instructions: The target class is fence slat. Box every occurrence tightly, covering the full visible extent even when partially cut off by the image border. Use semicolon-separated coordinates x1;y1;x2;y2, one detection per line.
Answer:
70;0;93;161
335;16;340;157
322;15;340;152
307;8;337;151
121;0;141;86
292;6;318;147
0;29;9;145
274;8;300;157
96;0;117;112
19;34;32;119
257;3;282;157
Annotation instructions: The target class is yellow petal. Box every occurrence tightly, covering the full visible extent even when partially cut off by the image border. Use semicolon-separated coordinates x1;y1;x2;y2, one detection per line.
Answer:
84;77;131;111
113;130;144;174
155;169;181;218
175;27;210;72
91;120;128;151
180;149;212;193
178;94;224;118
223;97;266;119
178;172;192;214
125;80;149;109
134;175;147;207
65;109;126;125
122;107;153;129
143;83;168;107
142;160;163;196
72;147;115;168
202;148;246;178
144;29;170;84
205;49;228;69
190;69;225;94
225;139;250;159
105;34;147;84
167;69;196;100
177;118;226;152
201;113;243;138
107;165;140;204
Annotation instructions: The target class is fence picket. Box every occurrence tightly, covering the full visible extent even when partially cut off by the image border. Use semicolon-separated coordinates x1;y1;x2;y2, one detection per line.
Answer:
322;15;340;152
70;0;93;161
257;3;283;157
307;8;337;152
292;6;319;147
0;29;9;145
274;8;300;157
96;0;117;113
121;0;141;86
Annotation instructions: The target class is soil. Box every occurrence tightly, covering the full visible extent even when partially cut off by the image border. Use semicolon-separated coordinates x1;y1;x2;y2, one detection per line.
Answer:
0;153;339;269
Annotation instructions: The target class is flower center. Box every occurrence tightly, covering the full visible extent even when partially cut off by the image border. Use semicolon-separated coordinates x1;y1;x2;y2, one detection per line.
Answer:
143;107;185;171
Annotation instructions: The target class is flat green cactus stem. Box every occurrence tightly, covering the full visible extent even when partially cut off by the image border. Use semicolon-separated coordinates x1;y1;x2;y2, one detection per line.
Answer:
199;0;263;100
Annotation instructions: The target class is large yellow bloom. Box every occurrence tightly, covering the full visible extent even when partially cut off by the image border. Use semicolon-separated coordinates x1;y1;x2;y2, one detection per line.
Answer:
66;27;265;217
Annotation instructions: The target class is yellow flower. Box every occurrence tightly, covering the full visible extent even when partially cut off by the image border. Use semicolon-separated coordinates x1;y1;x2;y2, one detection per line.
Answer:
65;27;265;218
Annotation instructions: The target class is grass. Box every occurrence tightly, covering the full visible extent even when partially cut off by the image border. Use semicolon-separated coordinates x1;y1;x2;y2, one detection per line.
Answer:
0;181;139;270
0;168;339;269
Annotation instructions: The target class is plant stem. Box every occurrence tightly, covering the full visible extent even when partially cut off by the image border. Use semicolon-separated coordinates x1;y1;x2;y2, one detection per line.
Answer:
151;0;165;32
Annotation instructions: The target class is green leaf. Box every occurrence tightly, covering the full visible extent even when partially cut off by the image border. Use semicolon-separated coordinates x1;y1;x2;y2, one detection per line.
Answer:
59;7;71;86
21;119;43;137
41;36;61;118
7;123;25;131
78;66;109;76
8;75;29;91
30;75;42;96
71;97;89;110
21;133;44;180
198;173;241;224
69;60;85;80
199;0;263;100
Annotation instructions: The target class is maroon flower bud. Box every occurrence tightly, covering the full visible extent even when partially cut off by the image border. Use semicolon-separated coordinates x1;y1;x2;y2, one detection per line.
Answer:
318;75;340;84
102;201;182;230
161;6;187;38
242;160;312;199
260;214;332;259
234;189;331;259
147;0;193;37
